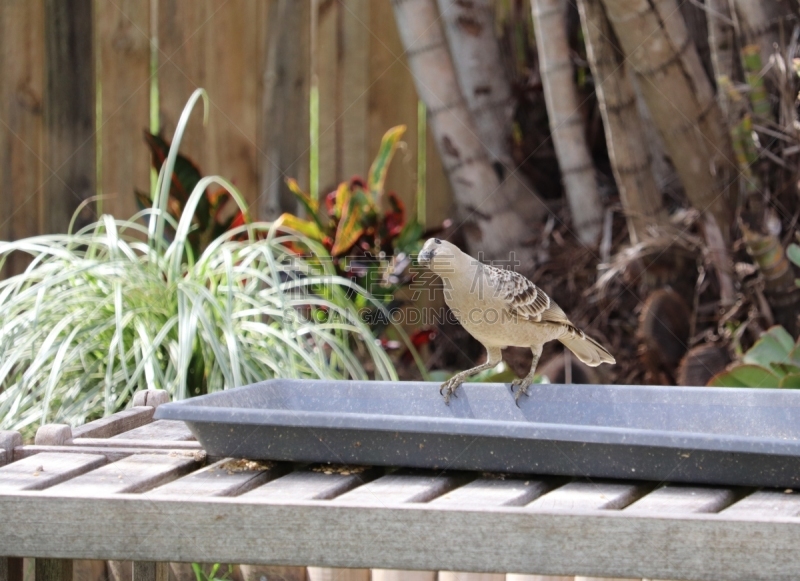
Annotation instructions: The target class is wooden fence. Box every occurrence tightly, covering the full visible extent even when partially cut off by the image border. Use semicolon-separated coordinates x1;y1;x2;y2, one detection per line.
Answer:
0;0;452;275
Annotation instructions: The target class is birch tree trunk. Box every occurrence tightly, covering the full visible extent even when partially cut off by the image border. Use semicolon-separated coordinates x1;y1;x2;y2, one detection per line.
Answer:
734;0;795;72
435;0;514;166
577;0;665;244
392;0;544;268
601;0;737;304
531;0;604;246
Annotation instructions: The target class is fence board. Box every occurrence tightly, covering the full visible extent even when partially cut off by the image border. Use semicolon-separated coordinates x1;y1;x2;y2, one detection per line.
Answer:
0;0;45;276
317;0;340;193
157;0;208;169
43;0;95;234
205;0;262;211
259;0;311;219
96;0;151;222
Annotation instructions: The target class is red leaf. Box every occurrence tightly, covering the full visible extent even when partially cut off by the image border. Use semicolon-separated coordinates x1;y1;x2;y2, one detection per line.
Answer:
384;191;406;239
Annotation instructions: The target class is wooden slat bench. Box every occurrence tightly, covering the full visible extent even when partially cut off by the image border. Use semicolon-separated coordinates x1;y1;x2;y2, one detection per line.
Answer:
2;389;800;581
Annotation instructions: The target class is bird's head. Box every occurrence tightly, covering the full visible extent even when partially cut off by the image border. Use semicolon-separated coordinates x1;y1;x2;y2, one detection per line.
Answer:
418;238;466;274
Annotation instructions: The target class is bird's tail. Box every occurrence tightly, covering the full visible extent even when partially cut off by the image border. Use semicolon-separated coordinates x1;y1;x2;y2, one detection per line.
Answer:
559;327;616;367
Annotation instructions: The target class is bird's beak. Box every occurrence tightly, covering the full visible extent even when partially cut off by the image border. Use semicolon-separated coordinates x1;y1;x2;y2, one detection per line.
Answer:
418;249;433;266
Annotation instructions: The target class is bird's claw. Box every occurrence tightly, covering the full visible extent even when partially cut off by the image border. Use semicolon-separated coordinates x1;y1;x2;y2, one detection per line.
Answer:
439;376;464;405
510;377;533;406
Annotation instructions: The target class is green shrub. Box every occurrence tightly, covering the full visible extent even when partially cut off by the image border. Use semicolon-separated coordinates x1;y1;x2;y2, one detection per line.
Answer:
708;326;800;388
0;90;396;434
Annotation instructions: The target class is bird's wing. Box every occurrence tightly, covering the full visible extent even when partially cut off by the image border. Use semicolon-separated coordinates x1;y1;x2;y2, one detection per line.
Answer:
486;265;571;325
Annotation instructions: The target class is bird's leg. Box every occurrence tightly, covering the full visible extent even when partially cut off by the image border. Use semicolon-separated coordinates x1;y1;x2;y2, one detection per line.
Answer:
511;345;543;405
440;347;502;404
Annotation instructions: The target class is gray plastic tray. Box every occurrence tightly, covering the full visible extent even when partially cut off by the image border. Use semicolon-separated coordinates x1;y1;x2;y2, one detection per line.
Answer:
154;379;800;487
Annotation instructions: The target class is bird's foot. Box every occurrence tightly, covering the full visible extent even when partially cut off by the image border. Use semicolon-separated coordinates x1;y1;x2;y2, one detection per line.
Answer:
510;376;533;406
439;375;465;405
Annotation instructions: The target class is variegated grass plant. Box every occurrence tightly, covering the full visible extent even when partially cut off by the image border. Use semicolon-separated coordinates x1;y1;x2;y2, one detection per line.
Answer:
0;89;396;434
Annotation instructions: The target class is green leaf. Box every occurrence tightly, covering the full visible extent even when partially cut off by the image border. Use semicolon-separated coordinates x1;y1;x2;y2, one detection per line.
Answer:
708;364;781;388
790;345;800;366
770;363;800;377
286;178;327;232
144;133;210;230
331;187;364;256
394;217;425;254
787;243;800;268
275;213;325;242
368;125;406;203
333;182;350;221
780;374;800;388
742;326;794;367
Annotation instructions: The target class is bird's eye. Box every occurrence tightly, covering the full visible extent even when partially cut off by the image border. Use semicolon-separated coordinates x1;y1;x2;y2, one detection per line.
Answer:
434;238;441;244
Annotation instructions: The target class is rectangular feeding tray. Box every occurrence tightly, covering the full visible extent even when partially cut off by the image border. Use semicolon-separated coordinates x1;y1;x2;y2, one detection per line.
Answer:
153;380;800;488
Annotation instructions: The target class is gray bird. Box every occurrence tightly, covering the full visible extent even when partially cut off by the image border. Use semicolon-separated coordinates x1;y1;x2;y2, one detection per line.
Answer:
417;238;615;403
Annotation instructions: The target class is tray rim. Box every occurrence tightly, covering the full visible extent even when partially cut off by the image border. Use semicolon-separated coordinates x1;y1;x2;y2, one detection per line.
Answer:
154;380;800;457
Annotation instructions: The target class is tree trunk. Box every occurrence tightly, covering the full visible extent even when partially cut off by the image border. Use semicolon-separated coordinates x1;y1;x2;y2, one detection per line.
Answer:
707;0;737;117
601;0;737;304
435;0;514;166
531;0;604;246
734;0;795;71
392;0;543;268
577;0;665;244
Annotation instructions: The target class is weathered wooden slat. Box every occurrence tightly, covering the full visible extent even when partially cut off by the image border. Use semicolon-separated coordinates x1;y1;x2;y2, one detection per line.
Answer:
371;571;434;581
111;420;194;442
506;575;571;581
439;572;503;581
244;466;381;502
36;558;73;581
0;0;45;277
238;564;307;581
0;557;22;581
0;432;21;467
35;424;74;446
73;439;201;451
0;453;107;492
15;446;203;463
624;484;739;514
307;567;369;581
132;562;168;581
95;0;150;222
150;458;285;498
44;454;200;495
4;494;800;580
316;0;340;192
44;0;95;234
73;560;106;581
722;490;800;518
526;480;652;511
432;477;560;508
71;408;155;440
333;470;468;505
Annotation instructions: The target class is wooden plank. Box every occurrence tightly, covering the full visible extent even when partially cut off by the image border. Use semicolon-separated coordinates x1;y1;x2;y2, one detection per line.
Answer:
244;466;381;502
132;562;168;581
0;432;22;467
526;480;652;511
371;572;434;581
238;565;306;581
73;439;201;451
36;559;72;581
506;576;571;581
0;558;22;581
316;0;340;193
307;568;369;581
339;0;370;181
0;453;106;492
722;490;800;518
45;453;200;495
432;477;561;508
259;0;311;219
150;458;285;497
71;407;155;439
43;0;95;234
73;560;106;581
95;0;151;221
0;0;45;277
111;420;194;441
204;0;261;212
439;573;503;581
14;446;203;463
333;470;468;505
624;484;740;515
157;0;208;169
5;494;800;579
